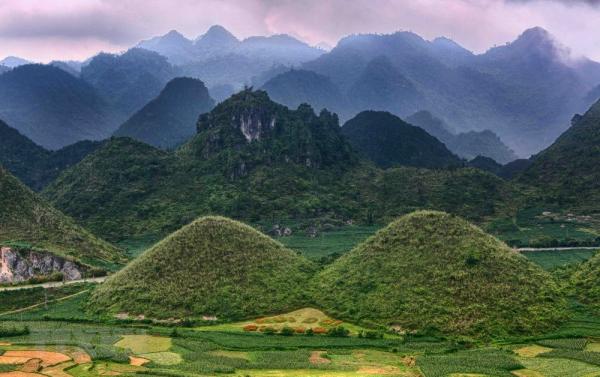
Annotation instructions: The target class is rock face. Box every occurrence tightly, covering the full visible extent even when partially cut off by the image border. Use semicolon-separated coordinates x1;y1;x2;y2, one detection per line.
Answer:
0;246;85;283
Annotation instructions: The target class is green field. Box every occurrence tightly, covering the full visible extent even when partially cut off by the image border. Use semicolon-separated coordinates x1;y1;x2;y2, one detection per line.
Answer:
521;249;598;270
277;225;380;260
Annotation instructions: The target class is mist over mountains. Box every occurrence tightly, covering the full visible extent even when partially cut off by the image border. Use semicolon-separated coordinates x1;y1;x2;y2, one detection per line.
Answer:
0;24;599;157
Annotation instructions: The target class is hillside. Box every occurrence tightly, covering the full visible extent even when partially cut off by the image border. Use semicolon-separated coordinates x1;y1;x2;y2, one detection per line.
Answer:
0;166;125;268
0;64;115;149
0;120;101;190
88;216;314;319
114;77;214;149
573;251;600;313
44;91;521;241
312;211;567;337
341;111;462;169
519;99;600;209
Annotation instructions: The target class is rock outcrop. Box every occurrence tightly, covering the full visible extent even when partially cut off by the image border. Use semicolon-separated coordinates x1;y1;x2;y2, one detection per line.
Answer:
0;246;85;284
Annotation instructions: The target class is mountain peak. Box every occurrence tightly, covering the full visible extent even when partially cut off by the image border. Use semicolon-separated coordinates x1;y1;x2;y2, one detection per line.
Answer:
198;25;239;44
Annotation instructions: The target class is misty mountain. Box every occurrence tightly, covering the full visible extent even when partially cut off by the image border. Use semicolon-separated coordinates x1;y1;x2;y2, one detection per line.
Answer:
138;25;324;89
0;64;116;150
261;69;346;113
0;56;32;68
347;56;422;118
407;111;517;164
290;27;600;156
114;77;214;149
81;48;178;122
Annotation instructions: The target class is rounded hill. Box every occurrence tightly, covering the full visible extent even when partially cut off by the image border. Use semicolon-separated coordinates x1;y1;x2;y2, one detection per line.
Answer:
88;216;315;319
312;211;567;337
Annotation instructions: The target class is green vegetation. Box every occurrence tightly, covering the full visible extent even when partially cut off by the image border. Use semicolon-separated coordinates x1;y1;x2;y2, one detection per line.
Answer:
0;118;101;191
419;349;522;377
341;110;462;169
0;166;126;268
522;249;597;270
312;211;568;337
572;250;600;313
43;90;521;242
0;284;90;315
519;98;600;211
88;216;315;320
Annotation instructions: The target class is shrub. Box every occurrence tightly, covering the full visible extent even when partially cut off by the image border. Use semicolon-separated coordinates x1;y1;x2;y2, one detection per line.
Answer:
327;326;350;337
263;327;276;335
305;328;314;336
280;327;294;336
0;324;29;337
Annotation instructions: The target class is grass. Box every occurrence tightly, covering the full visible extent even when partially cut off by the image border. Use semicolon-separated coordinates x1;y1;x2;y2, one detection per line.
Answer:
278;226;380;260
312;211;568;337
521;249;597;270
88;217;316;321
0;284;90;315
518;357;600;377
418;349;522;377
115;335;172;354
0;167;125;269
141;352;182;365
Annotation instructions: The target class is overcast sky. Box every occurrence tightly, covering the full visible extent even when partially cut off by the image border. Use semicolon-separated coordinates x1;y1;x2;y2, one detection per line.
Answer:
0;0;599;62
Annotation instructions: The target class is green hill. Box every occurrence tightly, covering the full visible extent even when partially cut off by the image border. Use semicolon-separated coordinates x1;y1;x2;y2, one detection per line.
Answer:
312;211;567;337
519;99;600;210
113;77;214;149
43;90;521;241
88;216;315;319
341;111;462;169
0;166;125;268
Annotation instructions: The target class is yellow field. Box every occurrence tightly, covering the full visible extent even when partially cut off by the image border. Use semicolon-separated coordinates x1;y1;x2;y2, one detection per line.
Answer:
139;352;182;365
114;335;171;354
513;345;553;358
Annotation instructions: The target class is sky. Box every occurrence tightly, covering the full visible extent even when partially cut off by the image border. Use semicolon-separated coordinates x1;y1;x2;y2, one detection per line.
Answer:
0;0;599;63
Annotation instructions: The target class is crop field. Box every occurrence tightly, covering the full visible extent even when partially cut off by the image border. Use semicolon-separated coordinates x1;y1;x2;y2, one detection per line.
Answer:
520;249;598;270
4;260;600;376
488;208;600;248
277;225;380;260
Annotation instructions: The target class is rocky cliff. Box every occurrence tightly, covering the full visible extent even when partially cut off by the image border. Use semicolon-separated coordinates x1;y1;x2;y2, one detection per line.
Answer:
0;246;86;284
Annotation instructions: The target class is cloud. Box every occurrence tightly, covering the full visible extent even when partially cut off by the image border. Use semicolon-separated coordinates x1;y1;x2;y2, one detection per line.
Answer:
0;0;598;62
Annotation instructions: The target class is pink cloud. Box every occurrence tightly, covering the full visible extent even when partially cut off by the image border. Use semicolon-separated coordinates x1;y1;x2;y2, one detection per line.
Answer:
0;0;597;62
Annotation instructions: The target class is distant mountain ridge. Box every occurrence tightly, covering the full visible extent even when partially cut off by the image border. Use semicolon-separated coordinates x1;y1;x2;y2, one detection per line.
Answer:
137;25;324;89
256;27;600;156
407;111;517;164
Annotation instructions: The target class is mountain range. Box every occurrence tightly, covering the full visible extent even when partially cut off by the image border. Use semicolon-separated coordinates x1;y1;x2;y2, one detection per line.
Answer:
42;90;517;241
1;25;599;156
